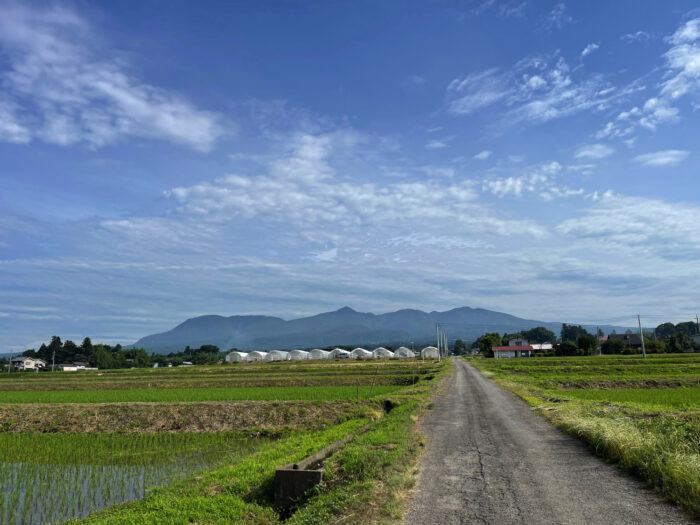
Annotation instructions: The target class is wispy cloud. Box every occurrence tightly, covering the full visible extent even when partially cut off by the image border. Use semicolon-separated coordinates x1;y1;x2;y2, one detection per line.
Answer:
575;144;614;160
598;18;700;140
543;3;572;29
447;54;636;126
0;3;223;150
634;149;689;167
621;30;651;43
482;161;583;201
474;150;492;160
581;43;599;58
425;139;448;149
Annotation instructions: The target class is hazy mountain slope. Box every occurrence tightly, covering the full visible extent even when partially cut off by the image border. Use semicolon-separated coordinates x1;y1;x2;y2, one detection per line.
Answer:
130;306;578;353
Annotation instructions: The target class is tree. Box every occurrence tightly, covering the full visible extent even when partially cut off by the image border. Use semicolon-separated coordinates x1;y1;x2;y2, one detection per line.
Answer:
560;324;590;343
453;339;468;355
675;322;697;337
655;322;676;339
81;337;93;353
555;342;578;356
475;333;502;358
668;334;694;353
522;327;557;344
601;338;626;355
577;334;598;355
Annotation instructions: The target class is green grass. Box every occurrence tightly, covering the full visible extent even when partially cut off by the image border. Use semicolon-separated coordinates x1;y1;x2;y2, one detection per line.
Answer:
470;354;700;517
559;386;700;409
0;385;404;403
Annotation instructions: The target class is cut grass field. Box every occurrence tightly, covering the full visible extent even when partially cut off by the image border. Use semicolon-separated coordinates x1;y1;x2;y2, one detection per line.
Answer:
470;353;700;517
0;358;447;524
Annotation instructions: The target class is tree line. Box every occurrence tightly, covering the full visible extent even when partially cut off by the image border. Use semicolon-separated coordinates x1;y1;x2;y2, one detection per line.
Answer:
3;336;229;369
469;320;700;358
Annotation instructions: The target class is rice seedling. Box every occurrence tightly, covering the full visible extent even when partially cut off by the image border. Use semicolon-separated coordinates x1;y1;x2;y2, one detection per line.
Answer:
0;432;269;525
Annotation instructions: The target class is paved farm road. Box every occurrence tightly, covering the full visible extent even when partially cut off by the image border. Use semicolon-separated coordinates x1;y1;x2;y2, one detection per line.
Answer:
405;358;693;525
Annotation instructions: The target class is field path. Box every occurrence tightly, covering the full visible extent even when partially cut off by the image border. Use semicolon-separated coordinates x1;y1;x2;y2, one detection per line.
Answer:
405;358;693;525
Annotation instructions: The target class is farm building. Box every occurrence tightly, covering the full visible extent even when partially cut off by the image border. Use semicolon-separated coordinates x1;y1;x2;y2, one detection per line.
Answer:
289;349;310;360
310;349;330;359
351;348;373;359
492;339;535;358
225;351;248;362
608;333;643;350
247;351;268;361
394;347;415;358
268;350;290;361
57;364;78;371
530;343;553;351
10;357;46;371
329;348;351;359
372;347;394;358
421;346;439;358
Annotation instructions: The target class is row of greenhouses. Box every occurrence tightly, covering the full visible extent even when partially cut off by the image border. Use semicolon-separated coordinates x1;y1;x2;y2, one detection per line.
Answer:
225;346;439;362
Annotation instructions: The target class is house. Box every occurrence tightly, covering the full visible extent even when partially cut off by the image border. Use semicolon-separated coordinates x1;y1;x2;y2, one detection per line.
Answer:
58;364;78;371
181;361;194;366
73;362;87;370
10;357;46;371
608;333;643;349
492;339;535;358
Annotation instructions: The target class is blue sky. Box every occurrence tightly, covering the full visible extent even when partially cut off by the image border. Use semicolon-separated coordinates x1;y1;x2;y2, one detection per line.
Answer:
2;1;700;350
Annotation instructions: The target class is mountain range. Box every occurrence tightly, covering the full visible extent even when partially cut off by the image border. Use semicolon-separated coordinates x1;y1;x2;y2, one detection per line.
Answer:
130;306;622;354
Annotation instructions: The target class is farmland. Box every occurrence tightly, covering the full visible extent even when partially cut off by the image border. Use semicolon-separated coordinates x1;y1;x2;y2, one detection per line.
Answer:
0;358;446;524
471;354;700;516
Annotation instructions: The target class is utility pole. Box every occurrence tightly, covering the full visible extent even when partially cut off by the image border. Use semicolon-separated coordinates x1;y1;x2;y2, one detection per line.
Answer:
52;349;55;373
696;314;699;336
436;322;441;362
637;314;646;359
596;326;601;356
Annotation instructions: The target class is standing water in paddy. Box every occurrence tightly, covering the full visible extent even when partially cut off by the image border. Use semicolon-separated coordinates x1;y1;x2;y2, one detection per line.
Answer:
0;432;267;525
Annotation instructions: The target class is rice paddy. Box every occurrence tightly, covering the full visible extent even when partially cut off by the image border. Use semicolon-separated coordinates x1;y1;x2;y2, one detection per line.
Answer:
471;353;700;516
0;357;441;523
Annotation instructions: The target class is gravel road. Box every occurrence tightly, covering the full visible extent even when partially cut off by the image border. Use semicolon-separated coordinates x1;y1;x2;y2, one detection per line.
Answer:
405;358;693;525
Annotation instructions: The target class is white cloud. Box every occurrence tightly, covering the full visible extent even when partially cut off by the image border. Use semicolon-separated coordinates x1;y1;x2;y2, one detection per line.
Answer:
574;144;614;160
634;150;689;167
543;3;572;29
166;131;545;237
0;4;223;150
425;139;448;149
448;55;632;125
311;248;338;262
446;69;511;115
0;102;30;143
599;19;699;139
558;193;700;258
474;150;492;160
581;43;599;58
482;161;581;201
621;31;651;43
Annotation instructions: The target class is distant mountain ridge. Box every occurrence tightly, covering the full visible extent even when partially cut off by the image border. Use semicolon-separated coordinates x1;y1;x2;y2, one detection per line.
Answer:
130;306;621;354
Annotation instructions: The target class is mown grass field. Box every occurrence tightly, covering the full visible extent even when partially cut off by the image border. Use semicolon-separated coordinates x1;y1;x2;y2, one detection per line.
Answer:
0;358;447;524
470;354;700;517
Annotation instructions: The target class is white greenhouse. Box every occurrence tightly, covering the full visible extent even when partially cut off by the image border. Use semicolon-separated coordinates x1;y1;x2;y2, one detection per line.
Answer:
289;349;310;360
310;349;331;359
247;351;268;361
225;351;248;362
421;346;439;358
351;348;373;359
268;350;290;361
372;347;394;359
329;348;351;359
394;347;415;358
